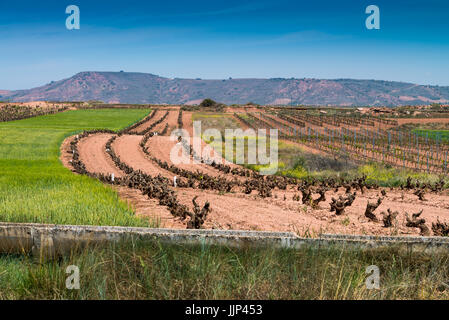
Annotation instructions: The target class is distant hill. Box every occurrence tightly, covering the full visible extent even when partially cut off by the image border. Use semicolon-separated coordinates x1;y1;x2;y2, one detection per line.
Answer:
0;90;10;97
1;71;449;106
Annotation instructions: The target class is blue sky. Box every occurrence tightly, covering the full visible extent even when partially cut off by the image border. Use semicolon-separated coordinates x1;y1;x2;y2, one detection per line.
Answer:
0;0;448;90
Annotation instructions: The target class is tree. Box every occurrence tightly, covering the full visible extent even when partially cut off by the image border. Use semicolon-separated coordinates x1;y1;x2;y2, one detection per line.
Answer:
200;98;216;108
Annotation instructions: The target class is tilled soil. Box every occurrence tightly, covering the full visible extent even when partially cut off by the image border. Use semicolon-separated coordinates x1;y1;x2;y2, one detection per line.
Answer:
113;135;174;179
59;109;449;236
129;110;162;133
77;133;125;178
146;135;233;179
115;186;185;229
177;187;449;235
155;110;179;134
182;111;239;167
393;118;449;125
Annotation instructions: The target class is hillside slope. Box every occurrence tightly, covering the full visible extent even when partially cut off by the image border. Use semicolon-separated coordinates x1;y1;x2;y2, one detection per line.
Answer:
2;72;449;106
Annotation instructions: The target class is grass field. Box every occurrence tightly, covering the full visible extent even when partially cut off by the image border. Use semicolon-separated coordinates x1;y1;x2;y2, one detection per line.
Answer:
0;108;151;226
413;129;449;142
0;241;448;299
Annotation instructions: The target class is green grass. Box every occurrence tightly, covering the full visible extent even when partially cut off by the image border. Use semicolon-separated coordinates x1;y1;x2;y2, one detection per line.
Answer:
279;162;447;187
413;129;449;142
0;109;151;227
356;163;447;187
192;112;242;137
0;241;448;299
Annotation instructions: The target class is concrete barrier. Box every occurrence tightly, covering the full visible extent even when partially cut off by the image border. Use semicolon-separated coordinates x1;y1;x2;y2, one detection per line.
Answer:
0;222;448;261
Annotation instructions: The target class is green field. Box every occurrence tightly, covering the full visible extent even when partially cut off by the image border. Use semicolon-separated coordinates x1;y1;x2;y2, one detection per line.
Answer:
0;108;151;226
413;129;449;142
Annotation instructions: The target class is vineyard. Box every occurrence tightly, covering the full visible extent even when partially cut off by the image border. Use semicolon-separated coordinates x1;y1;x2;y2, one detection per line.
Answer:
235;109;449;174
0;103;448;236
0;104;68;122
49;106;449;237
2;106;449;300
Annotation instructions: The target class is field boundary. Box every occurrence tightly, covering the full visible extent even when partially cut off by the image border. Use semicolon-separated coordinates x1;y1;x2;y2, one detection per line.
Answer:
1;222;449;261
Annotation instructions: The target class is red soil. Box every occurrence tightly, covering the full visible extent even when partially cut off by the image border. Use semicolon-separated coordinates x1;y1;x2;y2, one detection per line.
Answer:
393;118;449;125
182;111;241;168
129;110;162;134
182;111;194;137
77;133;124;177
161;110;179;135
178;187;449;235
146;135;230;179
116;186;185;229
60;136;77;173
113;134;174;179
142;109;180;135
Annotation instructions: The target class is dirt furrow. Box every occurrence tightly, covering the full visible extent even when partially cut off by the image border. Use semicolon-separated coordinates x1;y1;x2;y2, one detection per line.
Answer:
181;111;193;136
181;111;239;167
112;134;174;179
146;135;232;178
163;110;180;135
116;186;185;229
130;110;160;134
77;133;125;177
175;187;449;234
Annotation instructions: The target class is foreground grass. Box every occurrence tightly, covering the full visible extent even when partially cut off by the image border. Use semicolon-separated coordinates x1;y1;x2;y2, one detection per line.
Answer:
0;241;448;299
0;109;150;226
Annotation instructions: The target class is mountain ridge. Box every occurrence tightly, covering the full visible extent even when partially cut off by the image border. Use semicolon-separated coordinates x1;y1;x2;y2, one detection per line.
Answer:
1;71;449;106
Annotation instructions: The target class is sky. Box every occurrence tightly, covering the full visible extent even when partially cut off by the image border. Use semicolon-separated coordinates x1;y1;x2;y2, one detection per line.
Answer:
0;0;448;90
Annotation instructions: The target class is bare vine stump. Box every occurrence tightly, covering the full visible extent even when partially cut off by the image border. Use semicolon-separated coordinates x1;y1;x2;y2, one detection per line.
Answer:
432;218;449;237
365;198;383;222
381;209;399;228
414;188;427;201
405;210;430;236
330;192;356;216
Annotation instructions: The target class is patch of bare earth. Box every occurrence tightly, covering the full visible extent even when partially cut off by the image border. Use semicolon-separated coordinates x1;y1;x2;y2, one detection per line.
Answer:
115;186;185;229
0;101;73;110
77;133;124;177
174;186;449;235
129;110;162;133
60;136;77;172
113;134;173;179
182;111;242;168
146;135;233;179
393;118;449;125
153;110;179;134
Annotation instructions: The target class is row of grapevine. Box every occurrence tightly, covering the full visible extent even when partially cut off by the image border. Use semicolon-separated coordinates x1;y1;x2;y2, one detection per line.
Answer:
245;111;449;174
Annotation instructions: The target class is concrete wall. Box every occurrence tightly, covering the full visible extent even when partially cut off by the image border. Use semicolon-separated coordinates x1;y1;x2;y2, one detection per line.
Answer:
1;222;448;261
